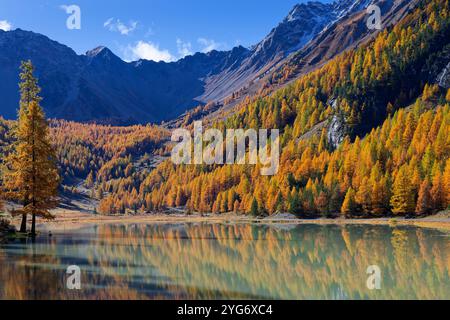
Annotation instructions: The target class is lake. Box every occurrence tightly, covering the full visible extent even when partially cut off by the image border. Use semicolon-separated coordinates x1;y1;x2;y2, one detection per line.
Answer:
0;223;449;300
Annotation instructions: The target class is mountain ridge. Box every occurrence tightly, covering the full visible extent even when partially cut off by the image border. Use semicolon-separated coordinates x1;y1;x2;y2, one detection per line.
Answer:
0;0;417;124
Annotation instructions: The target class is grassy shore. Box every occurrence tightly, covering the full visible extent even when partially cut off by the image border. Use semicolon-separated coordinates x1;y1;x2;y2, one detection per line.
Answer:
8;209;450;233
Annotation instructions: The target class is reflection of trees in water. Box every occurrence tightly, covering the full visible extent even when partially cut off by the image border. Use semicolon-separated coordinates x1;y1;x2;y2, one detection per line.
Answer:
90;224;450;300
0;236;149;300
0;238;71;300
0;224;449;300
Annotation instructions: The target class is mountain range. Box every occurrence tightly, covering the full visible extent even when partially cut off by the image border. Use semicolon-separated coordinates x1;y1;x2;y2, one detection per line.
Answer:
0;0;417;124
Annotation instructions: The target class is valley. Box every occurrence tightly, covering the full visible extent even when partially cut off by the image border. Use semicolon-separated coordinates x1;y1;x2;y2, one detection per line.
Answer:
0;0;449;302
0;0;449;224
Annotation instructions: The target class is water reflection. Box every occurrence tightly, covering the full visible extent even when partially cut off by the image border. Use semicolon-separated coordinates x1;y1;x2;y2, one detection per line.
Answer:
0;223;449;300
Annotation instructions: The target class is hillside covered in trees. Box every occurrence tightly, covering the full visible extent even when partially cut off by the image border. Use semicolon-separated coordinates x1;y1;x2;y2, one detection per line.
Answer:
0;0;449;218
96;0;450;217
0;118;170;214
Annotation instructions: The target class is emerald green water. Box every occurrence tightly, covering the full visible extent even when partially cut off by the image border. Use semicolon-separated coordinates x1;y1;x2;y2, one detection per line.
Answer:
0;223;449;300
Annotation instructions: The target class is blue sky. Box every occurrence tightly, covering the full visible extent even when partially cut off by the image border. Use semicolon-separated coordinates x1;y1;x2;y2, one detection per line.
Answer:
0;0;329;62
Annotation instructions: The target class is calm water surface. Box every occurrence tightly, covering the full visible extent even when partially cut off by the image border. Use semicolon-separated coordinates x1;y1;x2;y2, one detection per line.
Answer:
0;223;449;300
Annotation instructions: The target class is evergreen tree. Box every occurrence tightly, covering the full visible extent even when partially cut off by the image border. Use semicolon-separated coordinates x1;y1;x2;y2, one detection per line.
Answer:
3;61;60;236
288;188;301;215
250;197;259;217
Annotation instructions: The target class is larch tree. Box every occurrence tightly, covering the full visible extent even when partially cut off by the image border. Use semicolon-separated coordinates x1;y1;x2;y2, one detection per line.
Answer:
233;200;240;213
444;159;450;208
85;170;94;188
430;169;444;211
341;187;357;218
390;166;416;216
3;61;60;236
415;179;433;215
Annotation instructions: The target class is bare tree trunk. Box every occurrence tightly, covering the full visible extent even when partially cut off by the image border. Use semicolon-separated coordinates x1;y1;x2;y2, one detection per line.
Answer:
19;213;27;233
31;212;36;237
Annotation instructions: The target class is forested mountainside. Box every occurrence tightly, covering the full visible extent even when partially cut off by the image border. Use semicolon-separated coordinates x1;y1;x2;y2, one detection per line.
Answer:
0;0;417;125
266;0;419;88
95;0;450;216
0;118;170;210
0;0;449;217
49;121;169;182
171;0;424;130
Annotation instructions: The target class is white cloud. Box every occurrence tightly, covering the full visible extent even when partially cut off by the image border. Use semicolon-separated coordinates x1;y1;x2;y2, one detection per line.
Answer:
176;38;193;58
104;18;138;36
103;18;114;28
0;20;12;31
124;41;175;62
197;38;225;53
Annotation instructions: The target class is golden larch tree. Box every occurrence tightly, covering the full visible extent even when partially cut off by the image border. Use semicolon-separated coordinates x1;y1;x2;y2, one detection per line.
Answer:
444;159;450;208
341;187;357;218
3;61;60;236
430;168;444;211
390;166;416;216
415;179;433;215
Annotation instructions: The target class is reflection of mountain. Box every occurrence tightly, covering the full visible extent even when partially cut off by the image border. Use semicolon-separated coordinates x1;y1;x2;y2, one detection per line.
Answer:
0;224;448;300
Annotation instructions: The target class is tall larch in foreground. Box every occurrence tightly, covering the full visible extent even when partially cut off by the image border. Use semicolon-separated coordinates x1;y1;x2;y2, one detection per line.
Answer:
3;61;59;236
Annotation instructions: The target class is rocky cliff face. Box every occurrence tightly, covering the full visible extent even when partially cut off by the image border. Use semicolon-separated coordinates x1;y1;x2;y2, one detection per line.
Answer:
267;0;418;87
198;0;372;103
437;63;450;88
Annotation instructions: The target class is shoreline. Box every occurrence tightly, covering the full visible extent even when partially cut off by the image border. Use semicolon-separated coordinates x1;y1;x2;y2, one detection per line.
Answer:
9;210;450;233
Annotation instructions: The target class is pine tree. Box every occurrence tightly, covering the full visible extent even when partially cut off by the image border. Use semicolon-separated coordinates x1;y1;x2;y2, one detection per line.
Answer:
250;197;259;217
3;61;60;236
288;188;301;215
390;166;415;216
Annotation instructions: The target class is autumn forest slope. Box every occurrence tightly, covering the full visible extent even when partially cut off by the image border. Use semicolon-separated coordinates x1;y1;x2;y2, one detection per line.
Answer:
0;0;449;218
